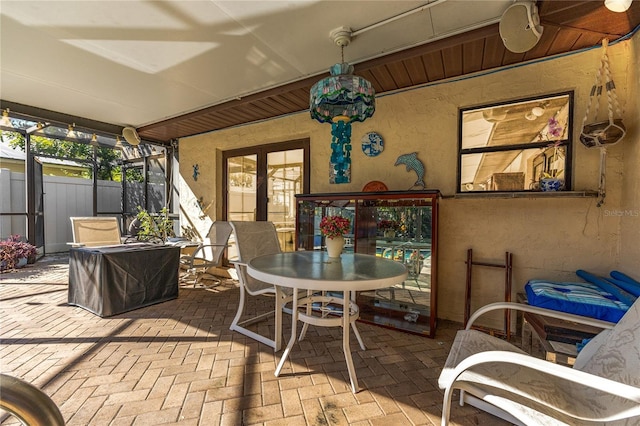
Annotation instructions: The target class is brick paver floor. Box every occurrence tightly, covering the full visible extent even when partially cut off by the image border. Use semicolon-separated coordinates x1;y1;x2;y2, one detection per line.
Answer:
0;254;510;425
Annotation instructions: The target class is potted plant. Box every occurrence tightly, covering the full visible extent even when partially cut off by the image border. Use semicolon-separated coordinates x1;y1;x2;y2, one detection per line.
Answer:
319;215;351;258
135;206;175;243
0;235;37;272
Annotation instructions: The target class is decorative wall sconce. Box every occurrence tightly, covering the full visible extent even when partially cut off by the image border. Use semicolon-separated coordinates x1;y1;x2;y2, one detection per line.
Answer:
196;196;213;220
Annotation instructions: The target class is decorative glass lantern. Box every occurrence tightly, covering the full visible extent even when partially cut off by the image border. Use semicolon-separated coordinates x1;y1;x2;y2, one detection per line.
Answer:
309;28;376;184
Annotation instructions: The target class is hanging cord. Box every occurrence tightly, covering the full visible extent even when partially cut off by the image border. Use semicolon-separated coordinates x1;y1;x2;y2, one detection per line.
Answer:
580;39;626;207
597;147;607;207
580;39;623;139
597;41;609;207
601;39;623;125
581;57;603;132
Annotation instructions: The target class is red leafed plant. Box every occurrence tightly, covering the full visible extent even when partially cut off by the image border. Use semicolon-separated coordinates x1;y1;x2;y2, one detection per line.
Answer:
319;215;351;239
0;235;37;272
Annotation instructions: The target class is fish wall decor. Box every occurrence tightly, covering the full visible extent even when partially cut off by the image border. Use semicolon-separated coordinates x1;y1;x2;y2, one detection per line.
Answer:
395;152;426;189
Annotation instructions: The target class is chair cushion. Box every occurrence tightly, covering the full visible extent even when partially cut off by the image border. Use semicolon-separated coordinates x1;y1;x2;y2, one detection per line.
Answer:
525;280;629;322
440;329;638;425
439;330;572;425
581;298;640;386
441;299;640;425
439;329;527;389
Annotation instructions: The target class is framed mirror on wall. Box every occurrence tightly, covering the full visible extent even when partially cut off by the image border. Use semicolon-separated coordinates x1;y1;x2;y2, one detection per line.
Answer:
458;91;573;193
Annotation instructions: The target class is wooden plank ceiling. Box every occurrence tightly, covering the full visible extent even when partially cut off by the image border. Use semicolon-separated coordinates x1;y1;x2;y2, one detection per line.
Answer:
138;1;640;144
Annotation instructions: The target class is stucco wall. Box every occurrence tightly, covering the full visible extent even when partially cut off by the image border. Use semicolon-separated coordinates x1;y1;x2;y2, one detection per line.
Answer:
618;32;640;272
180;32;639;326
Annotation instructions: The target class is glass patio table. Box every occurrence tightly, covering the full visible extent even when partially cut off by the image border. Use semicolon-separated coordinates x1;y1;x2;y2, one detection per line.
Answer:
247;251;408;393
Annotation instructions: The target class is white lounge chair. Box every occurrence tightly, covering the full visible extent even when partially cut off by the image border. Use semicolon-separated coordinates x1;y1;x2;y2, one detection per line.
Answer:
438;299;640;425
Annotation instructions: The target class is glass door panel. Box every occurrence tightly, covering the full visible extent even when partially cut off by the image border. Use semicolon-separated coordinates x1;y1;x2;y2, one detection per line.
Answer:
267;149;303;252
227;154;257;222
224;139;309;255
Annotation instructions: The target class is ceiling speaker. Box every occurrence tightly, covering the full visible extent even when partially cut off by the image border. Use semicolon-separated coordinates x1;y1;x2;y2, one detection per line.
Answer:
122;126;141;146
499;1;543;53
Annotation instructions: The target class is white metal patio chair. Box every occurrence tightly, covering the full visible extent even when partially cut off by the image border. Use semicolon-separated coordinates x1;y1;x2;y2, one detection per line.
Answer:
179;221;233;288
229;221;294;351
438;299;640;425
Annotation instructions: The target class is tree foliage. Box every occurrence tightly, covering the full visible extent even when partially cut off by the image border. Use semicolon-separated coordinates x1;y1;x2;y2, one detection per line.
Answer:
1;130;143;182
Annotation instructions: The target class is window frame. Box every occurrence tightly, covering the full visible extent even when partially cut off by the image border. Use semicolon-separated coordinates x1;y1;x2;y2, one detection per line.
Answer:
222;138;310;221
457;91;574;193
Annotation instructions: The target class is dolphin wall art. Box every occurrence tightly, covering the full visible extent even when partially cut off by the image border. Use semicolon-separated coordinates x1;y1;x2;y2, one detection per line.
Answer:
395;152;426;189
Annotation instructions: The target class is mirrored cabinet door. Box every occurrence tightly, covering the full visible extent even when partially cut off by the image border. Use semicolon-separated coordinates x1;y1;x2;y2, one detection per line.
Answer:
295;190;439;337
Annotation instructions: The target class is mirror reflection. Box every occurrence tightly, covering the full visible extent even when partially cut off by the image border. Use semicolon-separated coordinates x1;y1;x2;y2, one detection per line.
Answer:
459;92;573;192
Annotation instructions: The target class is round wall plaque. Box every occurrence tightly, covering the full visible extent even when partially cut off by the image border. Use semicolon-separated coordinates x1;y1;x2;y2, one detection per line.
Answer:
361;132;384;157
362;180;388;192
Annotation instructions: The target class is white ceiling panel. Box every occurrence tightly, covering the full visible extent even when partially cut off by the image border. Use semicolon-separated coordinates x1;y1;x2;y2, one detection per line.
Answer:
0;0;511;128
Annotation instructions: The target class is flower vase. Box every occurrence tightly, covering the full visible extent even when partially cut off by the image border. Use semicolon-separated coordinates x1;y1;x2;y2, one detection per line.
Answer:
540;178;562;192
383;229;395;241
326;235;345;258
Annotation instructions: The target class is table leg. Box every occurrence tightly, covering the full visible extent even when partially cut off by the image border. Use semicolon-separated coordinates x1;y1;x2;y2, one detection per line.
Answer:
274;286;285;352
343;290;360;393
275;288;298;377
350;291;366;351
298;289;314;341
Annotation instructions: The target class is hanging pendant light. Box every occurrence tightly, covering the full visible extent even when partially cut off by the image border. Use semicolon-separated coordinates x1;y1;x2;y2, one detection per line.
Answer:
1;109;13;128
310;27;375;184
114;136;124;149
67;123;76;138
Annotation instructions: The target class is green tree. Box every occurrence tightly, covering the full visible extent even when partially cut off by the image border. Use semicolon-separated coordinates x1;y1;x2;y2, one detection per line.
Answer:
1;130;133;181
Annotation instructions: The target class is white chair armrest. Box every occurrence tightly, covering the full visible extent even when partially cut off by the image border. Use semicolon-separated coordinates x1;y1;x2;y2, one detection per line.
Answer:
466;301;615;331
183;243;229;268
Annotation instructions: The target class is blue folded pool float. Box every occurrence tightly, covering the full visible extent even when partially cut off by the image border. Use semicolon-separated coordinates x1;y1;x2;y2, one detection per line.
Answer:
576;270;637;307
609;270;640;297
